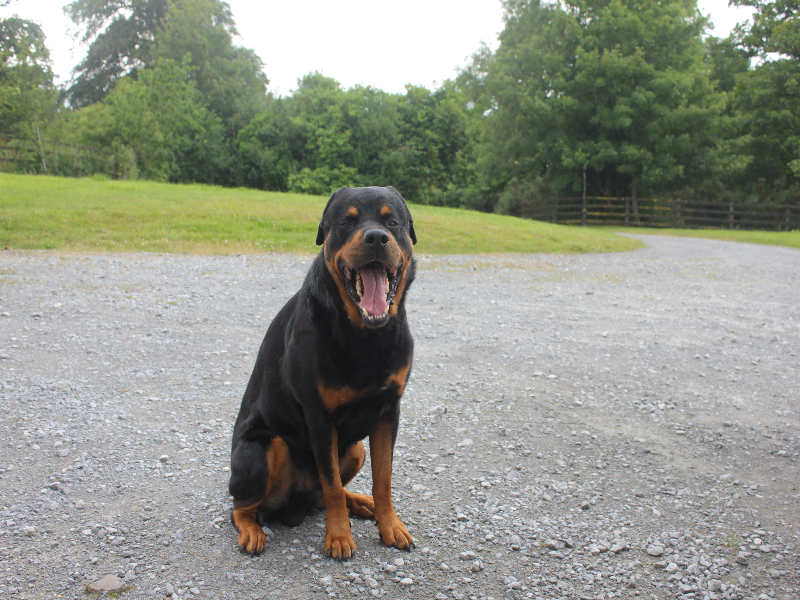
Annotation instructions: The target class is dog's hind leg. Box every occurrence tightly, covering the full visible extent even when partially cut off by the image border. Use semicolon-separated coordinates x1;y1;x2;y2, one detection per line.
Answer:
229;437;292;554
339;441;375;519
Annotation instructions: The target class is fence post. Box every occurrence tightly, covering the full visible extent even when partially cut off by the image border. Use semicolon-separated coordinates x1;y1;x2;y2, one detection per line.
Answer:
625;197;630;226
34;116;47;173
674;201;681;228
728;203;734;229
786;206;791;231
582;164;587;226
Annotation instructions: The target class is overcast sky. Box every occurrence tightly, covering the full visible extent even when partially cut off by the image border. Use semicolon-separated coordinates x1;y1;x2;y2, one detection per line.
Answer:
2;0;755;95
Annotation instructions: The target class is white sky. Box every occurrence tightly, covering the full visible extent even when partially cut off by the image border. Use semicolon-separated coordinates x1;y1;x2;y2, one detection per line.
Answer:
2;0;755;95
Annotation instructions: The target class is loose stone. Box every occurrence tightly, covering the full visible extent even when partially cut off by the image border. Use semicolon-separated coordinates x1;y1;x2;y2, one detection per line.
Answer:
86;575;125;592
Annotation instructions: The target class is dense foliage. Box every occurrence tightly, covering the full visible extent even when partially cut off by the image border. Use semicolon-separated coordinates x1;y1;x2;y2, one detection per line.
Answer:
234;74;475;204
729;0;800;203
1;0;798;208
0;16;58;171
461;0;722;199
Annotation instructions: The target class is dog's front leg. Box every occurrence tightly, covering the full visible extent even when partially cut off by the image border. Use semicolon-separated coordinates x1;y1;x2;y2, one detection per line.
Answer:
312;426;356;560
369;417;414;550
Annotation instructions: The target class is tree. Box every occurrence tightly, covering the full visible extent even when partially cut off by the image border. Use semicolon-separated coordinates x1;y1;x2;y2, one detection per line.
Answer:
731;0;800;200
705;36;750;95
284;73;360;194
234;95;304;191
233;73;477;200
460;0;720;202
65;0;267;138
65;0;169;107
0;17;58;170
341;84;402;190
99;57;220;181
152;0;267;140
65;0;267;183
383;83;475;204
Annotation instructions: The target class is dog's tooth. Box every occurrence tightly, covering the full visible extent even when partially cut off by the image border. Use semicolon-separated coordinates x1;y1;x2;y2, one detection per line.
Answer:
356;273;362;298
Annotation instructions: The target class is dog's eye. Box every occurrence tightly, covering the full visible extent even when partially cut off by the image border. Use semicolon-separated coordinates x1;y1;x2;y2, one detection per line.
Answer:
340;221;354;230
387;220;399;228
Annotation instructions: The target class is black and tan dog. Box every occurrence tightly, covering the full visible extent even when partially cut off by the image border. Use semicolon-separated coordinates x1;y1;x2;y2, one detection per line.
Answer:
229;186;416;560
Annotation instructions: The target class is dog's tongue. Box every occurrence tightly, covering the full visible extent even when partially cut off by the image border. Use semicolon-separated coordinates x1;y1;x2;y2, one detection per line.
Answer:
358;265;386;315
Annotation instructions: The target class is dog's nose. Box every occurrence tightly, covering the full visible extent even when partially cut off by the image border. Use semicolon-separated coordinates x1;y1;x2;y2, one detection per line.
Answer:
364;229;390;249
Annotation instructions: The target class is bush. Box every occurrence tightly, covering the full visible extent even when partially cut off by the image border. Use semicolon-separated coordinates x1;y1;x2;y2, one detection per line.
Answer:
495;177;551;216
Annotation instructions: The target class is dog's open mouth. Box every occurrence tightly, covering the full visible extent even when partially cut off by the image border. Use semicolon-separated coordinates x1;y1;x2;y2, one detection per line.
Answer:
342;262;400;326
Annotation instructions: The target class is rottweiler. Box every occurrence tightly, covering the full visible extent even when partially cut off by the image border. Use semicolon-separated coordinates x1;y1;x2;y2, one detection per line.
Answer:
229;186;417;560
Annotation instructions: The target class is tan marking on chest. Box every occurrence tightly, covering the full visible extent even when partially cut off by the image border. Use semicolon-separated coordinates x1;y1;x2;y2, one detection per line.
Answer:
318;382;374;412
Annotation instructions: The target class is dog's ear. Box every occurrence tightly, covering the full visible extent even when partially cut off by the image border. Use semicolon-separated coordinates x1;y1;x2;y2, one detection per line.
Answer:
316;187;348;246
386;186;416;245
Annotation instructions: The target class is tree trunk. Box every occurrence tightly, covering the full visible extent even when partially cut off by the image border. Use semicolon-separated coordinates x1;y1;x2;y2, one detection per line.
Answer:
122;144;141;180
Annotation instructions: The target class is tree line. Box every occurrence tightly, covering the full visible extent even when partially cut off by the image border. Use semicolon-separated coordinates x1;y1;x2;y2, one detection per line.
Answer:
1;0;798;212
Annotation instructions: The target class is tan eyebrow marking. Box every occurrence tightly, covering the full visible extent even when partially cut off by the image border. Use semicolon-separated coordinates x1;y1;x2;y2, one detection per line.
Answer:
380;205;392;216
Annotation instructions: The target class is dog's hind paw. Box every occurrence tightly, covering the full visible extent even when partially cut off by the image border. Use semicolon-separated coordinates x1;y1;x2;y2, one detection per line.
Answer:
237;525;267;555
345;491;375;519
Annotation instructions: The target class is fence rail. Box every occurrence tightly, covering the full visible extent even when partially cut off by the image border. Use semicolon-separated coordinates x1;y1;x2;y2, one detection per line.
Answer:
519;197;799;231
0;136;118;178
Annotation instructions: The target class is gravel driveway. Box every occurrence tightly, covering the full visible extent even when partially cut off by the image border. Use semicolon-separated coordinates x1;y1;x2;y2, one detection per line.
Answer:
0;234;798;600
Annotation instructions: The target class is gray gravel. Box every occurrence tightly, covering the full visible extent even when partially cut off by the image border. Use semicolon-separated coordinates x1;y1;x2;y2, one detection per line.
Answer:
0;234;798;600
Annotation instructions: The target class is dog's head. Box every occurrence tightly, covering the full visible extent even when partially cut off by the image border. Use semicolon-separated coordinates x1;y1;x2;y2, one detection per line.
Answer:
316;186;416;329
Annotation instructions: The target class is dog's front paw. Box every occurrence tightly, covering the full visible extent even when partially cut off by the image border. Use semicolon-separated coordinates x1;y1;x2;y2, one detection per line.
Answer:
325;530;356;560
237;523;267;555
377;515;414;550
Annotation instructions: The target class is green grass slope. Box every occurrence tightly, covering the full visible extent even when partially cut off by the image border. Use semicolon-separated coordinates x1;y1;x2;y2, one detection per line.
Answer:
0;174;641;255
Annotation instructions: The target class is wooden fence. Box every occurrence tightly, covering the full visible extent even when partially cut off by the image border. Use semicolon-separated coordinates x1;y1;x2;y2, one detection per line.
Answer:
0;137;118;178
519;197;799;231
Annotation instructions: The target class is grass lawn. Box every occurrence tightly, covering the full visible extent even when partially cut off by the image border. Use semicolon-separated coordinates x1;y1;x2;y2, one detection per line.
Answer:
610;226;800;250
0;174;641;255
